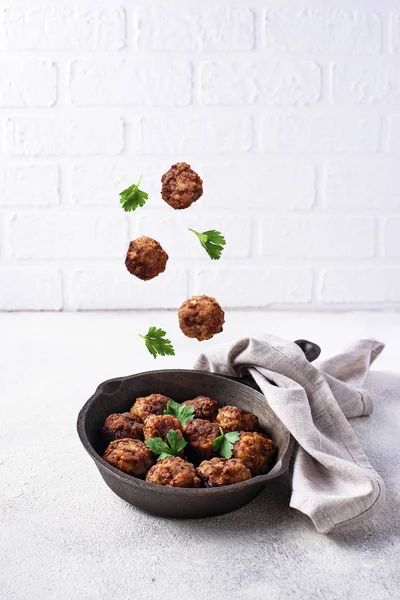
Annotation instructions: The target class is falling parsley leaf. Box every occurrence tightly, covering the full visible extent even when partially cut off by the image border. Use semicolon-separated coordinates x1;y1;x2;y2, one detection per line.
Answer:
145;430;187;461
139;327;175;359
188;228;226;260
119;175;148;212
164;400;195;426
212;428;240;459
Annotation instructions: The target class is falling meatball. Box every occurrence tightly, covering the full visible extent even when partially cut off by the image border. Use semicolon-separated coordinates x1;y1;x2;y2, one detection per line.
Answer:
216;405;259;433
103;438;155;478
182;396;218;421
178;295;225;341
101;412;144;443
130;394;170;421
125;236;168;281
233;432;276;476
183;419;221;462
146;457;201;488
143;414;183;443
196;457;251;488
161;162;203;210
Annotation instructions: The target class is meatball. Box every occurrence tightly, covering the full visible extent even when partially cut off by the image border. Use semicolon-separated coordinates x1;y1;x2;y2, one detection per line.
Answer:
178;295;225;341
161;162;203;210
143;414;183;443
233;432;276;476
131;394;170;421
182;396;218;421
146;457;201;488
101;412;144;443
196;457;251;488
216;406;259;433
103;438;154;477
183;419;221;462
125;236;168;281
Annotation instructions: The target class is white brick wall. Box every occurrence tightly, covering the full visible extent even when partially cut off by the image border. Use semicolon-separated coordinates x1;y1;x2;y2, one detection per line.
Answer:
0;0;399;312
0;6;125;51
0;60;57;107
200;61;322;106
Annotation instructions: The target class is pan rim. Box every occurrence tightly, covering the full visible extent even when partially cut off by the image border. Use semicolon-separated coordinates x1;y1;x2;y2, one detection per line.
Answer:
77;369;293;496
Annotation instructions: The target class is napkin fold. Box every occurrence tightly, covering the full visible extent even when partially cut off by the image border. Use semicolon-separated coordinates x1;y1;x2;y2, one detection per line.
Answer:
194;336;386;533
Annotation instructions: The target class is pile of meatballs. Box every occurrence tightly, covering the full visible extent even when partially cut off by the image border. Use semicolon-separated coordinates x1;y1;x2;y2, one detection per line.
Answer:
125;162;225;342
102;394;276;488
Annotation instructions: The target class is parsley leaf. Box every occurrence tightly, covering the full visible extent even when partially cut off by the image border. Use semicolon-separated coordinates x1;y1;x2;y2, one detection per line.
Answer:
145;437;171;456
167;430;187;455
164;400;195;426
189;228;226;260
119;175;148;212
139;327;175;359
212;428;240;459
145;430;187;461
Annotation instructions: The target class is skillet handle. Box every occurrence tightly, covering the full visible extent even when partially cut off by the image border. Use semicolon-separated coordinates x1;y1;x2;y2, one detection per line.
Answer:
294;339;321;363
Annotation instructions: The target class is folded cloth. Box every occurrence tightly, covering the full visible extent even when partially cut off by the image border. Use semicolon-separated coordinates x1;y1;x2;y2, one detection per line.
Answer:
194;336;386;533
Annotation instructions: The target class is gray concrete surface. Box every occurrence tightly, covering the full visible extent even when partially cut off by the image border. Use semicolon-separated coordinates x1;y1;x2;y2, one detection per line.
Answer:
1;312;399;600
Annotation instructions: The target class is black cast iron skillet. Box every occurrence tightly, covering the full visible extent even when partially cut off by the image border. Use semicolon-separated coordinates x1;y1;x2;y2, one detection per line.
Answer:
77;340;320;519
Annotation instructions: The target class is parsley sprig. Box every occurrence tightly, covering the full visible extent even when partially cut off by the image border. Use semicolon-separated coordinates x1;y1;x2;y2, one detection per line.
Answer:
119;175;148;212
139;327;175;359
212;428;240;459
145;430;187;461
164;400;195;426
189;228;226;260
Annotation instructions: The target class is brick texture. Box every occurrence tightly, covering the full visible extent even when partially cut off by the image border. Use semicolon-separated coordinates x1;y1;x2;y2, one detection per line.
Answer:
0;165;59;207
200;61;321;106
261;115;381;153
0;1;398;311
0;268;62;310
260;217;374;259
8;214;128;259
139;115;252;154
5;116;124;156
0;6;125;51
194;267;313;307
321;269;400;303
383;219;400;258
0;60;57;107
264;9;381;54
330;62;400;105
70;267;187;310
136;6;254;51
69;60;191;106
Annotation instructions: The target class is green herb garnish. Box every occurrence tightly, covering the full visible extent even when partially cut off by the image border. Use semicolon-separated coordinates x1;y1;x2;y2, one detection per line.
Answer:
139;327;175;359
188;228;226;260
145;430;187;461
164;400;195;426
119;175;148;212
212;428;240;459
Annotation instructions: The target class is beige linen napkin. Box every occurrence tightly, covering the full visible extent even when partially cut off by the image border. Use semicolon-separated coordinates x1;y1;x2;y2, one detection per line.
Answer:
194;336;386;533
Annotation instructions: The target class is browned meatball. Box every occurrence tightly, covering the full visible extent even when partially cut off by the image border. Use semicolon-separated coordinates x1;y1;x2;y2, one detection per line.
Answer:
131;394;170;421
161;162;203;210
103;438;154;478
178;295;225;341
183;419;221;462
233;432;276;476
125;236;168;281
216;406;259;433
143;414;183;443
196;457;251;488
182;396;218;421
146;457;201;488
101;412;144;443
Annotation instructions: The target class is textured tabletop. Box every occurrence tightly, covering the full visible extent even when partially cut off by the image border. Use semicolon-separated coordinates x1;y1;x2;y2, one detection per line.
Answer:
1;312;399;600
